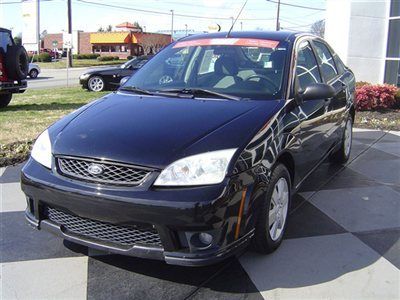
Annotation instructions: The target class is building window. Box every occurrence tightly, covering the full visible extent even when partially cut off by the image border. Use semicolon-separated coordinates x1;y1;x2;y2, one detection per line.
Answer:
390;0;400;17
385;2;400;85
386;18;400;58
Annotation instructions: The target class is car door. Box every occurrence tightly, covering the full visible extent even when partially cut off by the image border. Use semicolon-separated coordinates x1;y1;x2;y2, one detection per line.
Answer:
291;39;332;179
311;40;347;145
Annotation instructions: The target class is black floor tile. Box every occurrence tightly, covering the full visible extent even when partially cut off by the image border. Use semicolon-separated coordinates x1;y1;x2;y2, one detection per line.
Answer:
189;258;263;300
0;162;25;183
285;201;347;239
87;254;233;300
322;167;380;190
354;228;400;269
0;211;87;263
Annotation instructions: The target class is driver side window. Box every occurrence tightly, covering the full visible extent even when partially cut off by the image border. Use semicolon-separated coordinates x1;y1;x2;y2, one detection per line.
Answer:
296;41;322;91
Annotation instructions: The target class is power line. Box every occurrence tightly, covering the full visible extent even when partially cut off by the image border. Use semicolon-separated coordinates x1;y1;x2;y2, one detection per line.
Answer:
1;0;60;4
74;0;275;21
266;0;325;11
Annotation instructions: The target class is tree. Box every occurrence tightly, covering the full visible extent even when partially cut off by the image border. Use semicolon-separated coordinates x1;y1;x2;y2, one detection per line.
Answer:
97;26;104;32
311;19;325;38
106;25;113;32
133;21;143;31
13;33;22;45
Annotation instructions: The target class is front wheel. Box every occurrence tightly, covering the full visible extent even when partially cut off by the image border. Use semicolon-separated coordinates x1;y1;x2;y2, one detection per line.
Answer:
330;116;353;164
29;69;39;78
0;93;12;108
253;163;291;254
87;76;105;92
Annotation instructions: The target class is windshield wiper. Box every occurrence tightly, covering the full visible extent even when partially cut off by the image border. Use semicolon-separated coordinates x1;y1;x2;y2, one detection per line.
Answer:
160;88;242;101
119;86;154;95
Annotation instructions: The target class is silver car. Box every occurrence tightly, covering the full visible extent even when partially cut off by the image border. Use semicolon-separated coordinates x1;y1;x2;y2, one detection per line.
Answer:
28;63;41;79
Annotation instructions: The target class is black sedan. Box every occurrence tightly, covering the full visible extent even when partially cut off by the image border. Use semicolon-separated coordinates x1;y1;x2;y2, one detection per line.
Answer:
79;55;152;92
22;31;355;266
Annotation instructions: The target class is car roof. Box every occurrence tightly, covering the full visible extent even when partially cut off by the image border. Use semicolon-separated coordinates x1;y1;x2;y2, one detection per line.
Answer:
0;27;11;33
180;30;303;43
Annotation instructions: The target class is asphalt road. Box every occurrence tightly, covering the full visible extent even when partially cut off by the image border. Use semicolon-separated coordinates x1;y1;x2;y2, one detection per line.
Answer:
27;67;104;90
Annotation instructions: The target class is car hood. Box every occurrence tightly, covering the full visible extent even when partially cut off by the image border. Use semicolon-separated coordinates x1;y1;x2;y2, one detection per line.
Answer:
84;67;121;74
52;92;283;169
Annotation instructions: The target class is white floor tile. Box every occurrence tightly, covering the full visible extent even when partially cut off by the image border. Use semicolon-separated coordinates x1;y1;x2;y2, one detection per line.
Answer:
1;257;88;300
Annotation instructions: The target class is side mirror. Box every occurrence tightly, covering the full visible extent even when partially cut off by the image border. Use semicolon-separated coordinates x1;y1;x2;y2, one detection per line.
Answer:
297;83;335;102
119;76;130;86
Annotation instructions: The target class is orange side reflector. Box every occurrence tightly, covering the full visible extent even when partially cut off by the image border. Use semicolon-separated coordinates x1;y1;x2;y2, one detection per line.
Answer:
234;187;247;240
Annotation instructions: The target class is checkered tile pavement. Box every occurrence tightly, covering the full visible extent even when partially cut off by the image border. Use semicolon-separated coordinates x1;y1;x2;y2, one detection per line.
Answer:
1;128;399;299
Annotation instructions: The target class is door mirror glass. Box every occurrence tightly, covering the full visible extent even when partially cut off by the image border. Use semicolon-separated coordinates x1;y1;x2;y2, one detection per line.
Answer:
299;83;335;101
119;76;130;86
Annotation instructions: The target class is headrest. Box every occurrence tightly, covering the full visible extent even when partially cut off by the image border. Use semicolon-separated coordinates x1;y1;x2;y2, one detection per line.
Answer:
214;56;238;76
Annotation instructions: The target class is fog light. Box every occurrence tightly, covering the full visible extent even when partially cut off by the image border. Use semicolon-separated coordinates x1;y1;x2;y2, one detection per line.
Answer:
198;232;213;245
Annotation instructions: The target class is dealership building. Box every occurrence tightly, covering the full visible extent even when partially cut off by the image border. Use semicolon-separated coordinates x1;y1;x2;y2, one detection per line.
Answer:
325;0;399;86
43;22;171;58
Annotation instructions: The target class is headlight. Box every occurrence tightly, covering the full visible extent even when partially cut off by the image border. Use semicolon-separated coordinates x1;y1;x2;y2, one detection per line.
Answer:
154;149;237;186
31;129;52;169
79;73;90;79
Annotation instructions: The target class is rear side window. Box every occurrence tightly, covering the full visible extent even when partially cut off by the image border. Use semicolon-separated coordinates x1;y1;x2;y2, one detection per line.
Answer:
296;41;322;91
313;41;338;82
0;31;12;53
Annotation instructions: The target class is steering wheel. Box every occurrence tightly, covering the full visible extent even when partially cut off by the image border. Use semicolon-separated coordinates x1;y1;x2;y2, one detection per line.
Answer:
244;74;278;91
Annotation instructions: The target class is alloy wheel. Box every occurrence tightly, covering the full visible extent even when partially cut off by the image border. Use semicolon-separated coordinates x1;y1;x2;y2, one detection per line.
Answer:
344;119;352;157
269;177;289;241
88;76;104;92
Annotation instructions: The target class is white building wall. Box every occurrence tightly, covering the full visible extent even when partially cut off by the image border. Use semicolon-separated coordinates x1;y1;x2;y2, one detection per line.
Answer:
325;0;390;84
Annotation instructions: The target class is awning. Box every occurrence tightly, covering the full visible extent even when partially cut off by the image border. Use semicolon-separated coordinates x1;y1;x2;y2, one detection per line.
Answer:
90;32;137;44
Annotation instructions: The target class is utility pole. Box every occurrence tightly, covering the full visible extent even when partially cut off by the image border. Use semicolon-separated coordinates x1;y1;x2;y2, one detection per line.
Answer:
36;0;40;55
185;24;188;36
240;21;243;31
275;0;281;31
67;0;72;67
170;10;174;42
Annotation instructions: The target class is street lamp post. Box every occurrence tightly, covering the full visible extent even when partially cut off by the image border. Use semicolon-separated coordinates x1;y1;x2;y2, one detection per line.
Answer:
185;24;188;36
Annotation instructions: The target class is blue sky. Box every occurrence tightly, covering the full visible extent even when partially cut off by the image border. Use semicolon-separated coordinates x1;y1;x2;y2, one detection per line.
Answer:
0;0;326;35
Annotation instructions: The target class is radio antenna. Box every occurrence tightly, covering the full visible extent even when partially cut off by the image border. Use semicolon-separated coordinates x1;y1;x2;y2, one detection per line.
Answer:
226;0;249;37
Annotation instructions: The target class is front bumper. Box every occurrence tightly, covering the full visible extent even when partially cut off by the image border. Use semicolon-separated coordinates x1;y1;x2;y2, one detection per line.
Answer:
0;80;27;93
21;158;259;266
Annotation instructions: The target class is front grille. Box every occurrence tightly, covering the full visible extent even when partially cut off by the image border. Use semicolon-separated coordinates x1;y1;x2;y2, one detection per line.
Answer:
57;156;151;186
45;206;162;247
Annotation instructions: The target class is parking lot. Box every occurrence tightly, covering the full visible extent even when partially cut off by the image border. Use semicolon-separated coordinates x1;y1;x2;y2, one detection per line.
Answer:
1;128;399;299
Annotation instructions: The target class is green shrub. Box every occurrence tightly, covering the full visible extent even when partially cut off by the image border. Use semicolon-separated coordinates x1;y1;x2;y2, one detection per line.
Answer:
73;53;100;59
38;52;52;62
28;55;38;63
97;55;120;61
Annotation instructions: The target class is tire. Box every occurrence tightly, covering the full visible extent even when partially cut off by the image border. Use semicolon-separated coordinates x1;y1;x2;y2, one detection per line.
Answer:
87;76;105;92
0;93;12;108
330;115;353;164
252;163;291;254
29;69;39;79
5;45;29;80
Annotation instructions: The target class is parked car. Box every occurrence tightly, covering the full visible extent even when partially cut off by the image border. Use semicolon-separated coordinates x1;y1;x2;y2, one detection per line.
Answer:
21;31;355;266
0;28;28;108
41;48;59;60
79;55;153;92
28;63;41;79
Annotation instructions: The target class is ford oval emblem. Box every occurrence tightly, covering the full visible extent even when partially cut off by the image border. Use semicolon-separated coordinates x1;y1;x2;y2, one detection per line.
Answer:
87;164;104;175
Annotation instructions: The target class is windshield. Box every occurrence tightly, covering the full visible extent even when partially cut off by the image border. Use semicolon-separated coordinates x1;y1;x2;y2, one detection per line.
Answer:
120;57;138;69
123;38;288;100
